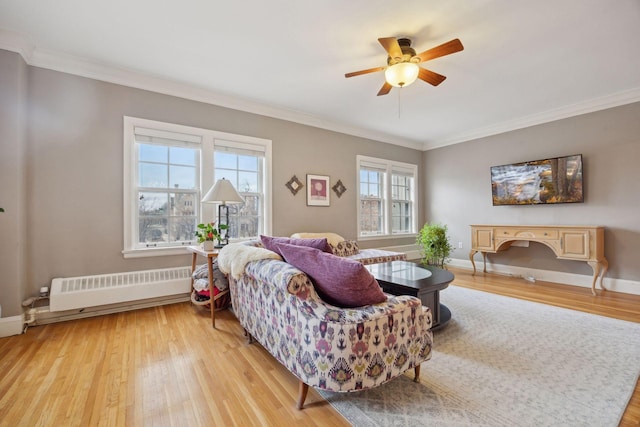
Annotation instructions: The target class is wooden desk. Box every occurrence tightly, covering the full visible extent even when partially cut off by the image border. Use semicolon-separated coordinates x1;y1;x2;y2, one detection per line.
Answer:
469;225;608;296
186;246;227;328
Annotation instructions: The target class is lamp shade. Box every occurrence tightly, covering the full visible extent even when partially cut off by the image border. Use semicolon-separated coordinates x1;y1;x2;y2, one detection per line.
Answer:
384;62;419;88
201;178;244;204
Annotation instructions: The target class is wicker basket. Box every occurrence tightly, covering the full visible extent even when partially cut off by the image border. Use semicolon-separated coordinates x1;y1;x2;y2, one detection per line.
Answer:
191;289;231;311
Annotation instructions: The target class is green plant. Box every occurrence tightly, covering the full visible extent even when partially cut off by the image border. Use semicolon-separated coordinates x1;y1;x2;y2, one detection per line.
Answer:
417;222;454;268
195;221;227;243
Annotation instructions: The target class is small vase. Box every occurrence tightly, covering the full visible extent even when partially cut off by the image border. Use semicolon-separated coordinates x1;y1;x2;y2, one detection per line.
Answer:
202;241;215;251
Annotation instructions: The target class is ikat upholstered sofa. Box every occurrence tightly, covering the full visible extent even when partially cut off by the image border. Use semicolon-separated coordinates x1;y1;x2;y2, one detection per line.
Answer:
218;238;432;409
290;232;408;265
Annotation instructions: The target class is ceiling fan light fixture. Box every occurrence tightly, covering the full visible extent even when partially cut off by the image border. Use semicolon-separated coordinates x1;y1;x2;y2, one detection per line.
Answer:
384;62;419;88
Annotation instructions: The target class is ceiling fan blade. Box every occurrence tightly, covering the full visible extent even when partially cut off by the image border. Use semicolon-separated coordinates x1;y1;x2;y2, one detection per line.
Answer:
418;68;447;86
378;37;403;60
415;38;464;63
345;66;386;78
377;82;393;96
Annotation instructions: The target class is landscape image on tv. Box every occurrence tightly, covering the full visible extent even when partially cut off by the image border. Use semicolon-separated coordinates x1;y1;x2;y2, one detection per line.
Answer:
491;154;583;206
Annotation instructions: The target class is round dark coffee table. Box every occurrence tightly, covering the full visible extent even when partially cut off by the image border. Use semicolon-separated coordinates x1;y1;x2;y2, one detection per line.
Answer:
366;261;454;330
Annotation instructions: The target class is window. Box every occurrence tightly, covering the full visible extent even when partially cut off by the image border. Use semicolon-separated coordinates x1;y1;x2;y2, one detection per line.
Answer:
357;155;417;238
213;142;266;240
124;117;272;258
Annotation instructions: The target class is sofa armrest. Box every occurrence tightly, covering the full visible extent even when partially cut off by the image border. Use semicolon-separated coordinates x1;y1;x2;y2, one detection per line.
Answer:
347;248;407;265
297;292;431;327
243;258;310;295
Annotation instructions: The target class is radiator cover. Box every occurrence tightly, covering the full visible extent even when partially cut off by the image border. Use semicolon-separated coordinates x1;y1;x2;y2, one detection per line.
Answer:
50;267;191;312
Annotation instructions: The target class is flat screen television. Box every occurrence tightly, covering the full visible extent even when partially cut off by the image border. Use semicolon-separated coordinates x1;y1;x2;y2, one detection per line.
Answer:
490;154;583;206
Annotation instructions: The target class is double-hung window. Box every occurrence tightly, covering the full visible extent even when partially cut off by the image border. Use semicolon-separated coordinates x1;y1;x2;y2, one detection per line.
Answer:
212;141;267;239
357;155;417;238
124;117;271;257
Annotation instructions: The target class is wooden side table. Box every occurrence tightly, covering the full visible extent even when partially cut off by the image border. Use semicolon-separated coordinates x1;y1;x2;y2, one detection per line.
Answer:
186;245;227;328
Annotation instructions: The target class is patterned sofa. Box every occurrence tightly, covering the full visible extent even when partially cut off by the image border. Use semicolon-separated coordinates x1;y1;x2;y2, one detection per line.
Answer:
290;232;407;265
222;241;433;409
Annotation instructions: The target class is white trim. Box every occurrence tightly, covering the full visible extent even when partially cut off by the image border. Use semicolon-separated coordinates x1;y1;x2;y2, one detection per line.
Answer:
122;247;193;259
207;135;272;238
0;315;24;337
3;30;639;152
357;155;418;239
27;296;190;326
0;31;421;150
123;116;272;257
0;29;35;60
357;243;640;296
447;258;640;296
424;87;640;150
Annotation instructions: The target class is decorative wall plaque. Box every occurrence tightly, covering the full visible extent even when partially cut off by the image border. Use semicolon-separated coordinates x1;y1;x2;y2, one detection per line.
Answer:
332;179;347;198
285;175;303;195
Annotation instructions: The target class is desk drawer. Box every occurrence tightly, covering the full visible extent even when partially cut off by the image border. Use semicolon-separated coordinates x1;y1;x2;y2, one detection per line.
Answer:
495;228;558;240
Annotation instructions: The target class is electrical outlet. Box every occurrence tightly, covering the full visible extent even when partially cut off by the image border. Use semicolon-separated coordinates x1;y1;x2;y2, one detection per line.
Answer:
458;241;463;249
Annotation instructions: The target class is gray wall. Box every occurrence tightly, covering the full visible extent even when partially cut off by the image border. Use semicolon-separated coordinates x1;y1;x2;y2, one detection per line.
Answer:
3;47;638;319
0;50;28;317
424;102;640;281
0;49;421;317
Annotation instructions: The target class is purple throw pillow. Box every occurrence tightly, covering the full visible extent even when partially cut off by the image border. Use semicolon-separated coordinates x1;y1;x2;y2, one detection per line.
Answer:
276;243;387;308
260;235;331;257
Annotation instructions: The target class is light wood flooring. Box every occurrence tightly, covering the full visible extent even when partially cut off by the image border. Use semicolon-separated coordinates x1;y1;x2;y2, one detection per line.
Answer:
1;267;639;426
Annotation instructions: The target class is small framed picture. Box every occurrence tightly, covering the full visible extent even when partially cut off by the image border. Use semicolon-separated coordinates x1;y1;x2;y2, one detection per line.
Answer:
306;174;330;206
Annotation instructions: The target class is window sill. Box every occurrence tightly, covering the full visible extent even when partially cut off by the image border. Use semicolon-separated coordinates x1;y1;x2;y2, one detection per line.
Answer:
358;233;417;241
122;246;193;259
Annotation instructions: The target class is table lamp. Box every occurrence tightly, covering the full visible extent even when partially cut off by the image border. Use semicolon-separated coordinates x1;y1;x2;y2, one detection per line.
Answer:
201;178;244;248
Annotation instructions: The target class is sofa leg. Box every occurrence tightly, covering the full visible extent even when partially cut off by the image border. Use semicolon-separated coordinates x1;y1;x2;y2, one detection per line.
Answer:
414;364;421;383
297;381;309;409
244;328;253;344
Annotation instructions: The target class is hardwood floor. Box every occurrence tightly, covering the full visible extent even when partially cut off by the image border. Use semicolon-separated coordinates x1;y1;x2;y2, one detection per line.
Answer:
1;267;638;426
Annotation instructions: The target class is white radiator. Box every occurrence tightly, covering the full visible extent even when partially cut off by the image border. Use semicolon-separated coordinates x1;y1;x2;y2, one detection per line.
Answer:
50;267;192;312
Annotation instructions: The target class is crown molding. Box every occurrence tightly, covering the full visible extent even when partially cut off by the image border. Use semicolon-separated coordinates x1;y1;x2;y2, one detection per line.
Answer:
0;29;35;60
2;30;638;153
0;30;424;151
423;86;640;151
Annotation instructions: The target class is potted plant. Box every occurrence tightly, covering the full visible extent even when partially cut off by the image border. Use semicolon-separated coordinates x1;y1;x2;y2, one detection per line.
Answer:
195;221;227;251
417;222;454;268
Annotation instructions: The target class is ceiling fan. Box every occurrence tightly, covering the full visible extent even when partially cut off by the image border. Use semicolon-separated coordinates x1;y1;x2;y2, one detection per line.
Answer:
345;37;464;96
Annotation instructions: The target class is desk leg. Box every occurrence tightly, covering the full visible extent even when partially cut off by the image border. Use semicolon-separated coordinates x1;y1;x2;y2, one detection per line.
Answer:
190;253;197;304
469;250;478;275
207;258;216;328
588;258;609;296
599;258;609;291
587;261;602;296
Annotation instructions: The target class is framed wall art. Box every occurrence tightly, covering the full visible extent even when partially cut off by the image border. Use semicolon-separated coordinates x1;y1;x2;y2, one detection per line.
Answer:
306;174;330;206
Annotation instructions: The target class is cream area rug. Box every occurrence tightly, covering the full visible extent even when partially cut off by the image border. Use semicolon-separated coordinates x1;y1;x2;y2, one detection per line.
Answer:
319;285;640;426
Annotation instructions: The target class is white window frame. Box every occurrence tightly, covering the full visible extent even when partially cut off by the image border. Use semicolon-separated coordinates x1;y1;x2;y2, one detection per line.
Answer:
356;155;418;240
123;116;272;258
204;139;272;241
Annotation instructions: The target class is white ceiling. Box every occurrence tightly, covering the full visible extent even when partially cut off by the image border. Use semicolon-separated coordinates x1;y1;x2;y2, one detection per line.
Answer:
1;0;639;151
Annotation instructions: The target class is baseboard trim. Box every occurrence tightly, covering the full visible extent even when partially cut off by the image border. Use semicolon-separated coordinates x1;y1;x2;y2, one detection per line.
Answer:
447;259;640;296
0;315;24;337
30;294;191;326
375;243;640;296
